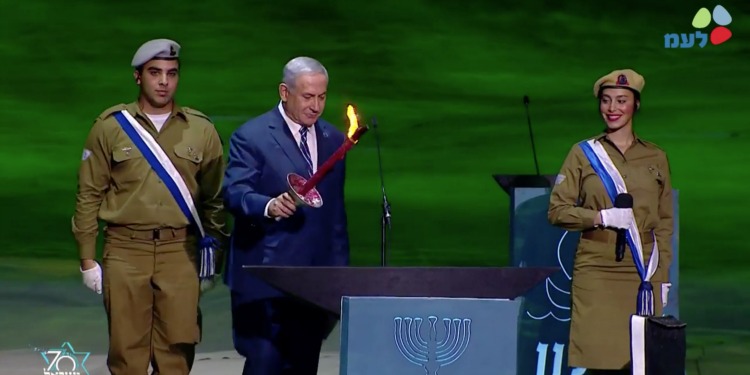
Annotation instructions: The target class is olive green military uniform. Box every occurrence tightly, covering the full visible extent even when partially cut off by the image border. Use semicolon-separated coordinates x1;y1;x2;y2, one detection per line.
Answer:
72;101;228;374
547;133;673;370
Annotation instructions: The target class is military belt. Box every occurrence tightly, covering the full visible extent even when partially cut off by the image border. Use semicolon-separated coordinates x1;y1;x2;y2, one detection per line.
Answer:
581;229;655;245
106;225;193;241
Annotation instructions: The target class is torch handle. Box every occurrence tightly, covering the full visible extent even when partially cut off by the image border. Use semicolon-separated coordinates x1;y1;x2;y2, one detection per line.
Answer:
297;126;369;196
298;140;353;195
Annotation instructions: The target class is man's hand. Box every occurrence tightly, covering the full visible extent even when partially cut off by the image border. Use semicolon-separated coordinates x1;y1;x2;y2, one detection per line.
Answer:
599;207;632;229
268;192;297;219
80;259;102;295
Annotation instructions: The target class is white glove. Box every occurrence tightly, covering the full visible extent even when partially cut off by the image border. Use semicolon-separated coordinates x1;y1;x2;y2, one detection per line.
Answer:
599;207;632;229
80;262;102;295
662;282;672;308
200;277;215;294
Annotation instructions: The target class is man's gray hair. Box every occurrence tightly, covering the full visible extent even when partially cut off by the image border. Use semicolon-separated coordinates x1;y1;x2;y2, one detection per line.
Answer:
282;57;328;89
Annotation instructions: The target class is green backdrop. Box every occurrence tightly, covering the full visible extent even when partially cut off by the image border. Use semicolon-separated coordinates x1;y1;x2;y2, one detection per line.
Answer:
1;0;748;373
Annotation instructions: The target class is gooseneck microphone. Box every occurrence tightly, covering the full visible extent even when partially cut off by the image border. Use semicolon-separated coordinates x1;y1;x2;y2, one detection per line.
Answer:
614;193;633;262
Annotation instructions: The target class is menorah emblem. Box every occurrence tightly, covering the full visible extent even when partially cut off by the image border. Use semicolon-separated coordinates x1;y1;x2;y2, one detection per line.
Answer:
393;315;472;374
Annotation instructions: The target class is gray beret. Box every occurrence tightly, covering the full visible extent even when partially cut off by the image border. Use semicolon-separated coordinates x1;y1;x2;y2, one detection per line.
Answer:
131;39;181;68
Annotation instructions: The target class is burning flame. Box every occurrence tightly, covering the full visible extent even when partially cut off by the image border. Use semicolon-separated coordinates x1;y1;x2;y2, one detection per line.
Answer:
346;105;359;141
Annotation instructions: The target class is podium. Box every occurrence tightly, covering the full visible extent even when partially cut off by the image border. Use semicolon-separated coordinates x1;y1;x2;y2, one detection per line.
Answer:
492;173;681;375
245;266;557;375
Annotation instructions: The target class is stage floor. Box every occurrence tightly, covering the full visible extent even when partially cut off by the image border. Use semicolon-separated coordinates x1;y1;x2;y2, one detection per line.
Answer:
2;280;747;374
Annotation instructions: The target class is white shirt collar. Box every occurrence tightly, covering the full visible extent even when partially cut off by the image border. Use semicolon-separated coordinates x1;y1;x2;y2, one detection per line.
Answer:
277;101;315;136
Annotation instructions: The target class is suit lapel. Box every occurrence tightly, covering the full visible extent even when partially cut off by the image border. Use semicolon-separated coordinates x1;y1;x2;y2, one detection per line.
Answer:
315;122;337;170
268;109;310;177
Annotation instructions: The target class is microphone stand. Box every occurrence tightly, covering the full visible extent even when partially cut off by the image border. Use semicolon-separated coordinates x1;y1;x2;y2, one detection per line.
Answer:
371;117;391;266
523;95;541;175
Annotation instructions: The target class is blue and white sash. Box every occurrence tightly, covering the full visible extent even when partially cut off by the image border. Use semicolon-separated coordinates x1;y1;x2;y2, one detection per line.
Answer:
579;139;659;316
113;110;217;282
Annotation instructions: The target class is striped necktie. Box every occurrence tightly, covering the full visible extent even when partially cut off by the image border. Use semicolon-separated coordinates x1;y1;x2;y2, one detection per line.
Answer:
298;127;314;177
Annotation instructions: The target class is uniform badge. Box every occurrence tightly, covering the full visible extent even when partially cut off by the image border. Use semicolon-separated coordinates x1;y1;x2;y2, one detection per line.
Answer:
187;146;200;161
555;174;566;185
82;149;92;160
122;146;132;156
617;74;629;86
649;166;662;178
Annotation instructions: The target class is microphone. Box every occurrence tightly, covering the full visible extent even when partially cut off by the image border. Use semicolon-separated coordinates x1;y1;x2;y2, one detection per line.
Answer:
371;116;391;267
614;193;633;262
523;95;540;175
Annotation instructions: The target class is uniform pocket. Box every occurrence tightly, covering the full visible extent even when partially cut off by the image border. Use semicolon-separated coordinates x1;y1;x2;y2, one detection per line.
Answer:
173;144;203;178
111;144;143;184
174;144;203;164
632;164;662;195
647;165;665;186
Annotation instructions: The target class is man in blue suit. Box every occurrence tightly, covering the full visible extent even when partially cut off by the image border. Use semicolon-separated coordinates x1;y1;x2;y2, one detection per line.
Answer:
222;56;350;374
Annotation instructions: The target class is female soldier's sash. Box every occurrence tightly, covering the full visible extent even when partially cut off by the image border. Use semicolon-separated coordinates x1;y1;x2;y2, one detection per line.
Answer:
112;109;218;289
578;139;659;317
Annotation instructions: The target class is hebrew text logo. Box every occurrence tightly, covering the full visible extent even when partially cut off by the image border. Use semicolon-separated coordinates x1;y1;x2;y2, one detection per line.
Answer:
665;5;732;48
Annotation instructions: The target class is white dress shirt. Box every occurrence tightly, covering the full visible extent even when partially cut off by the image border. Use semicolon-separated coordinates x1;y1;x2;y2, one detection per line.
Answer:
277;101;317;173
265;102;319;218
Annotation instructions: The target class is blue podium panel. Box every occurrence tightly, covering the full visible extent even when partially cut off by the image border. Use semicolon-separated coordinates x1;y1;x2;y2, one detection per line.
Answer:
340;297;522;375
510;187;680;375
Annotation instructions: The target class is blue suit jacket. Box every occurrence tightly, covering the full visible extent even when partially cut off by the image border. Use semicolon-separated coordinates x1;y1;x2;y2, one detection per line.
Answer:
222;106;350;301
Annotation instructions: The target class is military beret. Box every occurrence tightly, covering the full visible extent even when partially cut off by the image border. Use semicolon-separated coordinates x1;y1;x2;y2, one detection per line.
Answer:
593;69;645;97
131;39;181;68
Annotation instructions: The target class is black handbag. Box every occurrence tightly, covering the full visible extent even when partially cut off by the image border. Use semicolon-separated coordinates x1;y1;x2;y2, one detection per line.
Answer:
629;314;687;375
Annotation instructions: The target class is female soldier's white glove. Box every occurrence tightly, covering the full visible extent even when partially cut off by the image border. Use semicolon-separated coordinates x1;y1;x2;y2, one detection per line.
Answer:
662;282;671;308
600;207;632;229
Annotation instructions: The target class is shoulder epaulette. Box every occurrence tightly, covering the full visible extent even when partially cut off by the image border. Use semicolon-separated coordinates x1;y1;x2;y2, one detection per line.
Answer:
96;103;128;121
183;107;214;123
641;139;665;152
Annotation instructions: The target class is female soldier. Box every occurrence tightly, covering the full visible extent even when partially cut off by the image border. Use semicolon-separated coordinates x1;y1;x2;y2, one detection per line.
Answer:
547;69;674;373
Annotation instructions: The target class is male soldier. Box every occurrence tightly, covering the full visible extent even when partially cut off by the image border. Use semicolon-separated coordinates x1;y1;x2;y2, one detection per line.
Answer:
71;38;228;374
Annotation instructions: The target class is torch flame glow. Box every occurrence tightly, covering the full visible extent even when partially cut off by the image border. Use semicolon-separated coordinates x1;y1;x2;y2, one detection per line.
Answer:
346;105;359;142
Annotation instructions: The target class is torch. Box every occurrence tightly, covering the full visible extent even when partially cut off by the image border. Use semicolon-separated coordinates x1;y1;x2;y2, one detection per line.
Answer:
286;104;369;208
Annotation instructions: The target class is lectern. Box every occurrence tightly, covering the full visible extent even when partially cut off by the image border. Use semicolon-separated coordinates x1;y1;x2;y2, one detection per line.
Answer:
492;173;681;375
244;266;556;375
